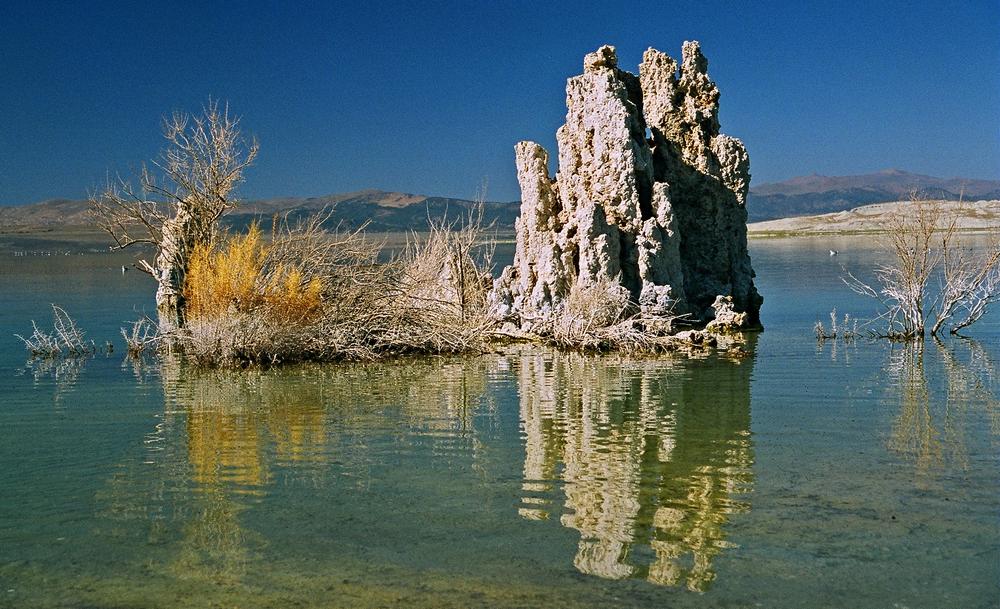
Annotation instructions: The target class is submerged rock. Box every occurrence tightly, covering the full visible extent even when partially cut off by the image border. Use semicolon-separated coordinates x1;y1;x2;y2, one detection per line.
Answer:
490;43;762;332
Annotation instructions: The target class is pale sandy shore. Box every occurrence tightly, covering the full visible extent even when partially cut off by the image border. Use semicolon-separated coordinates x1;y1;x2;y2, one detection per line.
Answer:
748;199;1000;236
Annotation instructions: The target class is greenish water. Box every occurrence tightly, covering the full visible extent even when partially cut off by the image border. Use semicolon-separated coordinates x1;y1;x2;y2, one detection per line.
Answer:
0;236;998;608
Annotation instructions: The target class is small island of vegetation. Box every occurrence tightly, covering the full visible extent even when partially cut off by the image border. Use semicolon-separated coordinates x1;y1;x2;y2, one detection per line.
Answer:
79;44;767;366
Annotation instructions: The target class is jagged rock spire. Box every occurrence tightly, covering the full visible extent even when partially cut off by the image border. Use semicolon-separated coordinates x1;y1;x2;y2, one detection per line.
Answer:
490;43;762;331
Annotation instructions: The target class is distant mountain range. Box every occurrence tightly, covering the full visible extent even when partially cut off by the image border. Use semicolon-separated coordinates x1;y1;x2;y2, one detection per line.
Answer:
229;190;520;232
0;190;521;233
2;170;998;232
747;169;1000;222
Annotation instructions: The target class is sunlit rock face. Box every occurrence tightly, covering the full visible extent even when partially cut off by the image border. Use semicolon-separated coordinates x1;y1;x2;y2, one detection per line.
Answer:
490;43;762;328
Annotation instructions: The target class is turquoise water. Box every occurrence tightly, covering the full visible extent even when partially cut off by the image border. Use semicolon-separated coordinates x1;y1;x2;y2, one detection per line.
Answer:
0;237;997;608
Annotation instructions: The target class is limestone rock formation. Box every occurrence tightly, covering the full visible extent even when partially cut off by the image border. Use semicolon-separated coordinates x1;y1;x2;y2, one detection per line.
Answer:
490;42;762;331
704;295;748;334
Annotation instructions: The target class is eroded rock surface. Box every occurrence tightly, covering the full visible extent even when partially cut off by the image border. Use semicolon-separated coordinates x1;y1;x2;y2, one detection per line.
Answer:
490;42;762;330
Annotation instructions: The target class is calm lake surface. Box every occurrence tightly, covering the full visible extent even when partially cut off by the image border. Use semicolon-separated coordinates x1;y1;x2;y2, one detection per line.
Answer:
0;235;997;608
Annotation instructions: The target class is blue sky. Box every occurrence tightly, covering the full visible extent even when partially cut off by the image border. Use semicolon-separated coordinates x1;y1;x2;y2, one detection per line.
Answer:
1;0;997;204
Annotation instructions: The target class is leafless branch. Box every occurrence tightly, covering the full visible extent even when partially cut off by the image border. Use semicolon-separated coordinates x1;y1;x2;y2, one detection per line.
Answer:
89;99;258;329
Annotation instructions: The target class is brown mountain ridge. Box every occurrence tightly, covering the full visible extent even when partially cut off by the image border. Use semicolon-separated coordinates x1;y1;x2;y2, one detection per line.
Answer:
0;190;521;233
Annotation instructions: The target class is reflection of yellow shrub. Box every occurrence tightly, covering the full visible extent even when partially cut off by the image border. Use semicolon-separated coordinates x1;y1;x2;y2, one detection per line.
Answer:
184;225;323;325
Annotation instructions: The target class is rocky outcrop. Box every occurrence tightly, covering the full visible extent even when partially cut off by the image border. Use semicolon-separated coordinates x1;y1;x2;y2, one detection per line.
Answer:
490;42;762;331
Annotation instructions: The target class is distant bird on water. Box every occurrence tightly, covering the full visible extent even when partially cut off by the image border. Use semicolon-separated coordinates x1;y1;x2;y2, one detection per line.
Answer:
829;250;838;256
122;265;128;274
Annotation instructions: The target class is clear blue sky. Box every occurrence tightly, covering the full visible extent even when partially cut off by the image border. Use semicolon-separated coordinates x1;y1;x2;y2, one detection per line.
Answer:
1;0;997;204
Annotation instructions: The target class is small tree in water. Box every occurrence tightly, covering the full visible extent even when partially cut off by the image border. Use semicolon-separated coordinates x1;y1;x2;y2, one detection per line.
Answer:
90;100;258;335
844;193;1000;339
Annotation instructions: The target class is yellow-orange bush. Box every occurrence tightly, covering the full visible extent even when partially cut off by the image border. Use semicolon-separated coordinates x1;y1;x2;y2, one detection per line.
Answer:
184;225;324;325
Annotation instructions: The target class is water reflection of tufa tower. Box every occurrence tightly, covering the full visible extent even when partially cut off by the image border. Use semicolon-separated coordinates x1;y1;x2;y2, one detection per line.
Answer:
513;350;755;591
98;352;756;593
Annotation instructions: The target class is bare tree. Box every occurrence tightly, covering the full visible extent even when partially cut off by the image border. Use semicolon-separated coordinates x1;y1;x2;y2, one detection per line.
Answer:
931;236;1000;336
845;192;1000;338
90;100;258;334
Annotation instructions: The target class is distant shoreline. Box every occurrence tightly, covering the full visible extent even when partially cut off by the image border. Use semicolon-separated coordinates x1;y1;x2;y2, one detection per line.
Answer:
748;199;1000;238
748;226;1000;239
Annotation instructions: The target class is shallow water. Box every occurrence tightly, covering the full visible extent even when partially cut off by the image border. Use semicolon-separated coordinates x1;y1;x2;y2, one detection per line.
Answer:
0;236;997;608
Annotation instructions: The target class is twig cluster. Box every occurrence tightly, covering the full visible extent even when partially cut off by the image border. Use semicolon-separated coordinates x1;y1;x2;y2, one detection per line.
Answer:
16;305;95;358
121;318;161;357
814;308;860;342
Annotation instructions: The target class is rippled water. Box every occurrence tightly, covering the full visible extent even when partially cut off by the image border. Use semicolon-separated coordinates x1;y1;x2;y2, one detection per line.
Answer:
0;236;998;608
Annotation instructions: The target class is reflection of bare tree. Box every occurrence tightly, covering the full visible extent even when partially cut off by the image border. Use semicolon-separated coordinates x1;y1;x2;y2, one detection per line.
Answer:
886;340;1000;484
886;344;941;481
513;348;754;591
21;355;88;408
947;339;1000;437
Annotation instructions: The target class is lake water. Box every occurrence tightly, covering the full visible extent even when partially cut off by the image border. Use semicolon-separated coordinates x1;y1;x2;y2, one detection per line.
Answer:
0;236;997;608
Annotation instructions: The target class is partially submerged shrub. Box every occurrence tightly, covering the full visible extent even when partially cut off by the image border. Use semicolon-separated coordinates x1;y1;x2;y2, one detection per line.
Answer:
845;193;1000;339
16;305;95;358
121;318;161;357
814;308;860;342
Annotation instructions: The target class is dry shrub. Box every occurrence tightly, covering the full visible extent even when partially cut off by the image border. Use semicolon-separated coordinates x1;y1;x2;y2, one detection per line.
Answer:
312;208;496;359
551;276;632;346
183;313;283;365
179;208;496;366
543;276;682;353
398;209;494;323
180;213;378;365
